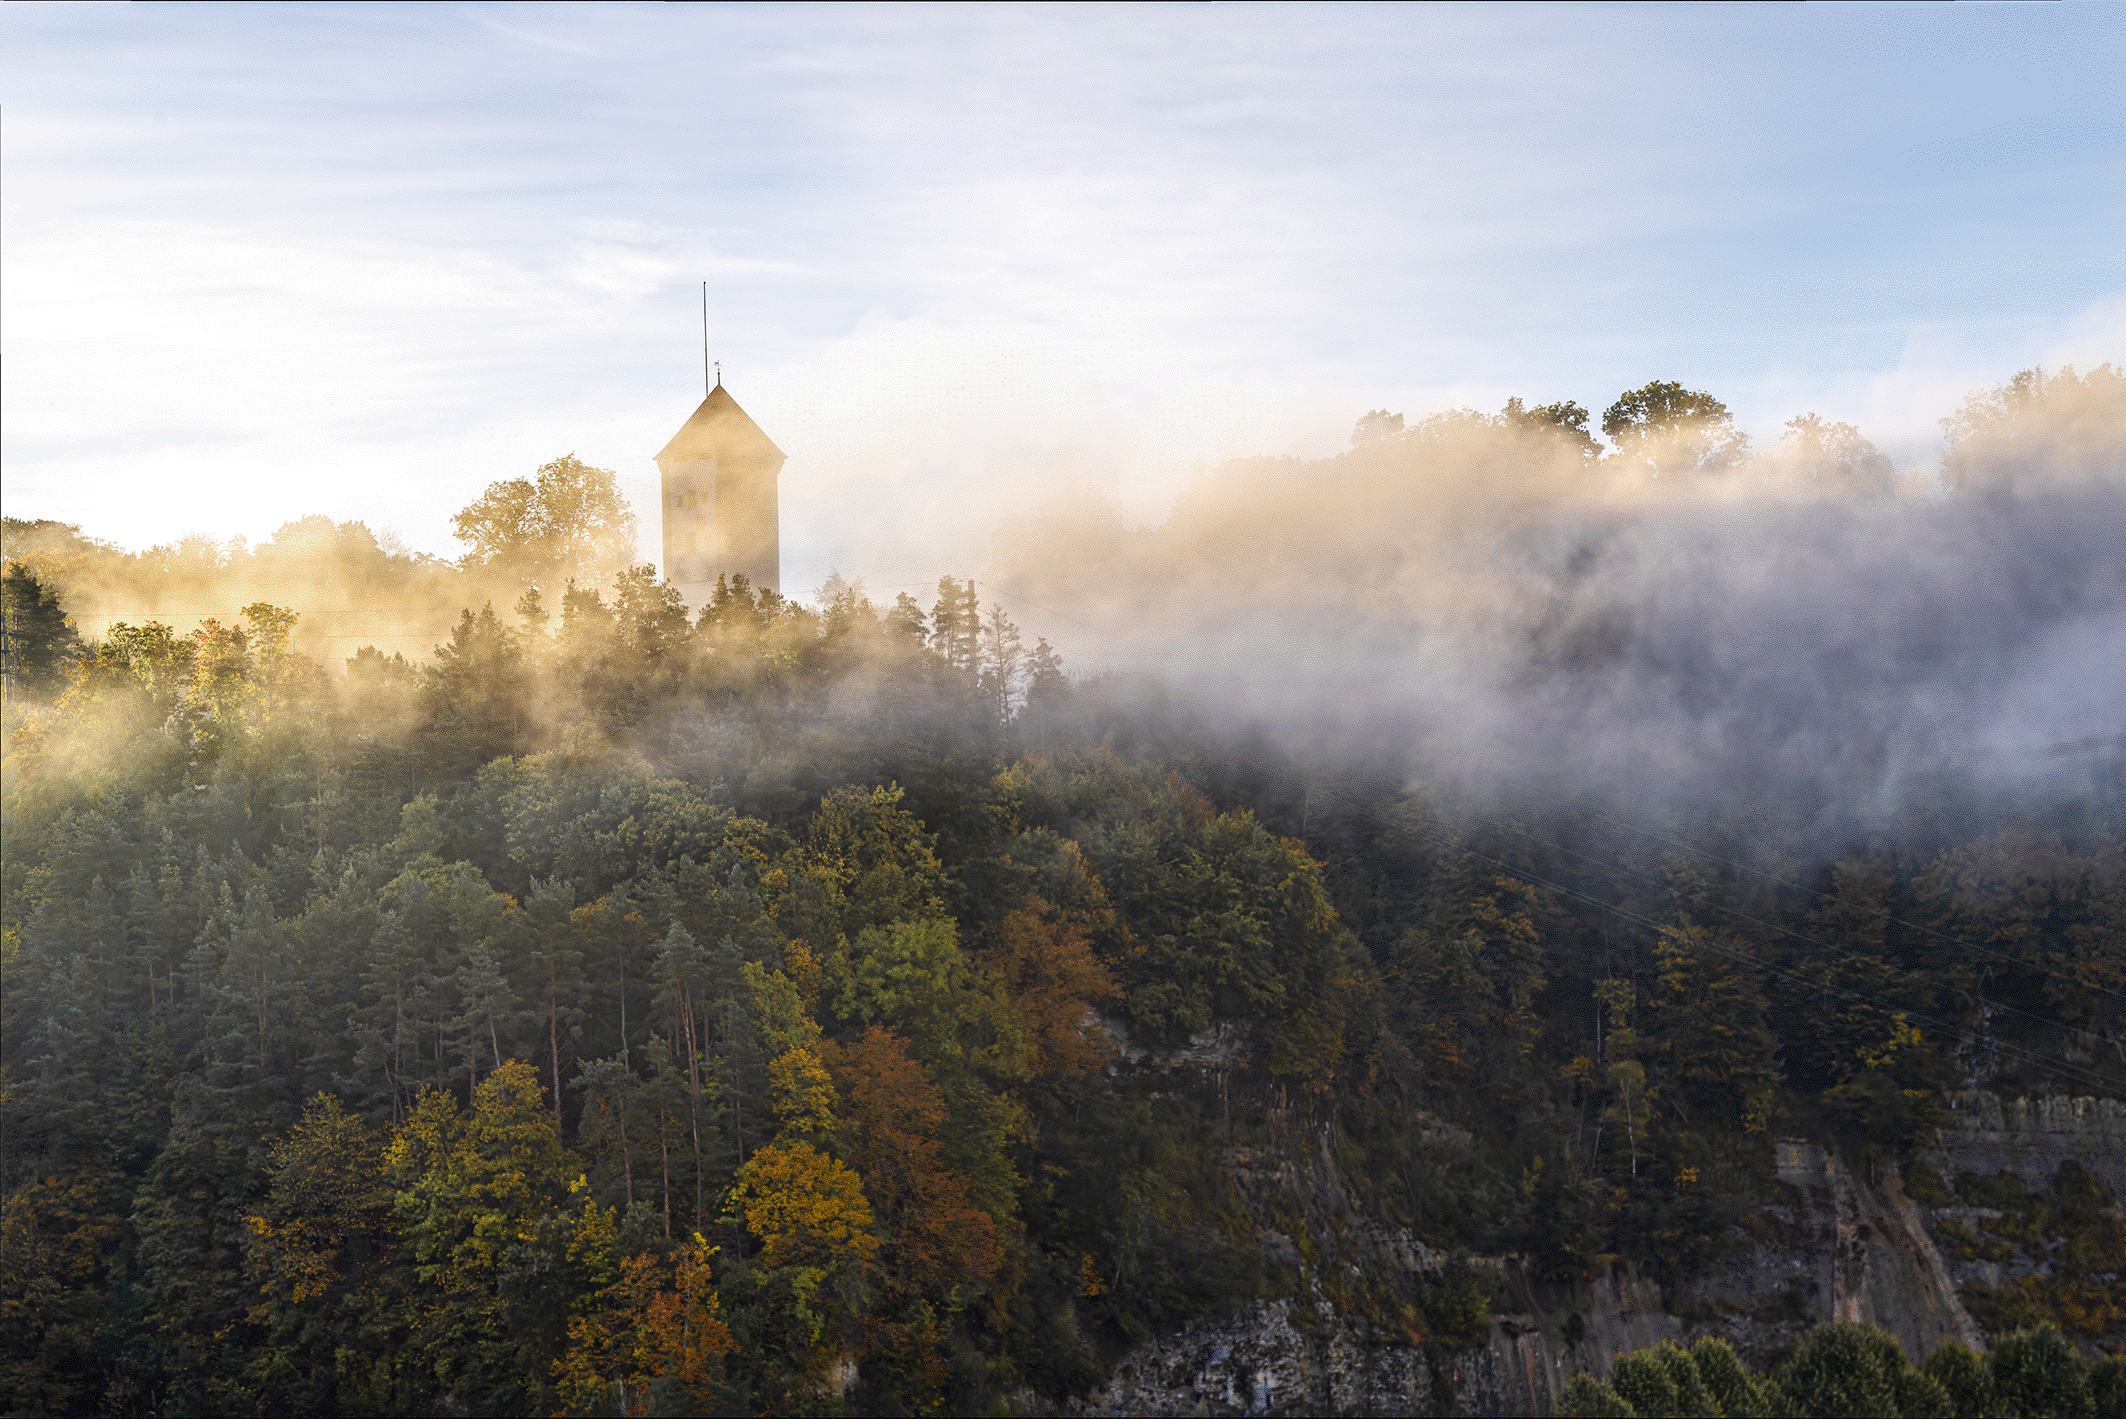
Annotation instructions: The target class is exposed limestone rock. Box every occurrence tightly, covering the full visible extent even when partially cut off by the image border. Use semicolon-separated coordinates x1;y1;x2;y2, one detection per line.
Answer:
1098;1017;1237;1069
1916;1092;2126;1354
1046;1260;1680;1417
1929;1090;2126;1198
1063;1293;1424;1418
1665;1139;1985;1369
1042;1131;2020;1416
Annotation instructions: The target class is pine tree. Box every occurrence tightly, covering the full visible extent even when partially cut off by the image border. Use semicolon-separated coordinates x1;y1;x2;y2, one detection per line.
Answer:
650;921;716;1226
522;877;588;1115
929;577;981;678
420;603;528;777
978;603;1026;720
886;591;929;646
447;942;520;1098
0;561;74;700
354;908;429;1122
1022;636;1067;749
198;883;306;1128
573;1052;648;1209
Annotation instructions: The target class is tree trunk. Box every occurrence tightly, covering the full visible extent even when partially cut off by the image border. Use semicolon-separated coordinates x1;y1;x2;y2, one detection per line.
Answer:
684;997;704;1226
659;1088;672;1239
549;993;563;1114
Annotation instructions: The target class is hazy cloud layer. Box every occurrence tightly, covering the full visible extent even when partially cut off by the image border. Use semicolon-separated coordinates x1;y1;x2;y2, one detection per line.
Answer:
990;391;2126;834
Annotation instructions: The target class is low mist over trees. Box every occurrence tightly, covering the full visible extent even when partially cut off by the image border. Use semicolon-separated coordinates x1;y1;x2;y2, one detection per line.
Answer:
0;453;635;676
1942;362;2126;494
1774;411;1897;497
1501;396;1604;462
990;364;2126;836
2;364;2122;1416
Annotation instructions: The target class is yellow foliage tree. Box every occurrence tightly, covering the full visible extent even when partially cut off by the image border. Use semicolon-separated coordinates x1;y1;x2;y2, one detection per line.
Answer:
378;1059;577;1397
244;1092;392;1308
768;1046;841;1139
387;1060;574;1285
729;1140;879;1272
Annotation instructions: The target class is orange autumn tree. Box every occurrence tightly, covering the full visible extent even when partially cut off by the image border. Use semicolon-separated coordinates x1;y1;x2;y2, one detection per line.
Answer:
551;1212;735;1417
979;894;1120;1078
831;1027;1000;1301
823;1027;1003;1412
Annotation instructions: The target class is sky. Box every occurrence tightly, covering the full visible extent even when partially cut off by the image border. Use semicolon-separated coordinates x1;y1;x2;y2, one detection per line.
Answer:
4;1;2121;597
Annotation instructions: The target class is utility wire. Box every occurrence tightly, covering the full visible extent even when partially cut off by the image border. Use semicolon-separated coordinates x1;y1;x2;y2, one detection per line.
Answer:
73;606;506;617
973;579;1115;637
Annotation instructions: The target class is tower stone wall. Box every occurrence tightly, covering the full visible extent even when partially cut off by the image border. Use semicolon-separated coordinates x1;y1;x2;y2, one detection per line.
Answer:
655;382;784;606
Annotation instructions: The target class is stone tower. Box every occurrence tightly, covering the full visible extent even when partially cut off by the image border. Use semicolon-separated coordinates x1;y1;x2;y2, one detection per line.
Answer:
655;378;785;604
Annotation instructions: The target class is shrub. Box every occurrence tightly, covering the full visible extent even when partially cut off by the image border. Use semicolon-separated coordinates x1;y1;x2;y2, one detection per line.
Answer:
1922;1342;1990;1419
1690;1336;1771;1418
1776;1323;1913;1418
1561;1371;1637;1417
1611;1347;1681;1416
2087;1356;2126;1419
1987;1325;2093;1419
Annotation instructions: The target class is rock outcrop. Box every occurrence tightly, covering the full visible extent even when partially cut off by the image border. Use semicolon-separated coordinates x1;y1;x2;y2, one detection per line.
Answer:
1928;1090;2126;1198
1055;1263;1680;1418
1047;1093;2125;1416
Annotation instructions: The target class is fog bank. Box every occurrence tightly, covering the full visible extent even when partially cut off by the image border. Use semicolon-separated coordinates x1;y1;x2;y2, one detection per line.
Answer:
990;372;2126;834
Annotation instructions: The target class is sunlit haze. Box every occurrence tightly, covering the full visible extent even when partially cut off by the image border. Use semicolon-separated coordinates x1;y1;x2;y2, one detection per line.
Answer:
5;2;2121;592
7;12;2126;1410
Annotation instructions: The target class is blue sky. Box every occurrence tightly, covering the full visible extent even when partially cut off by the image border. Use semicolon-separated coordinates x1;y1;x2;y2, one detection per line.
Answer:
4;2;2120;593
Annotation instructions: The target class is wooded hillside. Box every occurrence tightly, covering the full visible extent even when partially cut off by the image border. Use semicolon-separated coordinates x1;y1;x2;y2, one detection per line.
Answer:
4;369;2123;1416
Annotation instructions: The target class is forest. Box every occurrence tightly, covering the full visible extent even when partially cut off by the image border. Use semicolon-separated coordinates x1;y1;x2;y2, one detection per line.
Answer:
3;369;2124;1417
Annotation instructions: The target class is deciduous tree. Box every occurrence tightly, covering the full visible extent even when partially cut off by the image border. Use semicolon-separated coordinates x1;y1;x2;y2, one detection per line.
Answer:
729;1140;879;1273
451;454;638;593
1602;380;1748;477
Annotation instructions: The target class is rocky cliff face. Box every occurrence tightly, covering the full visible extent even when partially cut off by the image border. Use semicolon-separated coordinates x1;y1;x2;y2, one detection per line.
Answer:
1929;1091;2126;1198
1048;1262;1679;1418
1914;1091;2126;1354
1043;1092;2119;1417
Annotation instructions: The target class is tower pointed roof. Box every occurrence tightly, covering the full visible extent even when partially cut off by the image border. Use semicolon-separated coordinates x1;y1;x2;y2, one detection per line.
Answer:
656;382;785;464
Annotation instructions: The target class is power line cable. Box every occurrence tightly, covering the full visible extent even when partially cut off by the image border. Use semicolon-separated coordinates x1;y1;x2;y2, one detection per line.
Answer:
973;580;1114;637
